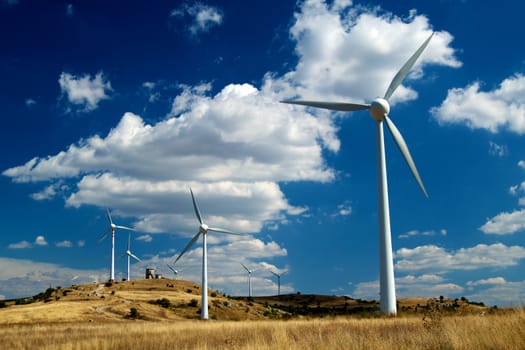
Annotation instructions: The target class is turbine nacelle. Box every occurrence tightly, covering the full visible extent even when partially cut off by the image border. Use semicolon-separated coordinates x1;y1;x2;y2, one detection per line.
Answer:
370;98;390;122
200;223;209;234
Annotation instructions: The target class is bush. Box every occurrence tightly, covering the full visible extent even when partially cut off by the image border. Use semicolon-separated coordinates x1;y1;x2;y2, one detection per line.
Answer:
128;307;140;319
189;299;198;307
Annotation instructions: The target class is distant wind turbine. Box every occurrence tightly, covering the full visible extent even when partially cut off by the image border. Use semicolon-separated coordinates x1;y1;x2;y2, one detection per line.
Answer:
240;262;256;297
173;188;244;320
98;208;135;283
270;270;287;296
120;233;141;281
281;33;434;315
166;264;180;280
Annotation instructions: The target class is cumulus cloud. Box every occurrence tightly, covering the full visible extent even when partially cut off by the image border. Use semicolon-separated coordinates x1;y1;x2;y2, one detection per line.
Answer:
58;72;112;112
35;235;48;246
466;277;525;307
431;74;525;133
171;2;223;36
280;1;460;103
480;208;525;235
395;243;525;272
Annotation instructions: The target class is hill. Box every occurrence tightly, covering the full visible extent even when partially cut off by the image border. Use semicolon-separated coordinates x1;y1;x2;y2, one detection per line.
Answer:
0;278;490;324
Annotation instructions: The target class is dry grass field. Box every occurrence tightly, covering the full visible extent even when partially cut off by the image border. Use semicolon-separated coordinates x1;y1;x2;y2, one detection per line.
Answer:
1;279;523;349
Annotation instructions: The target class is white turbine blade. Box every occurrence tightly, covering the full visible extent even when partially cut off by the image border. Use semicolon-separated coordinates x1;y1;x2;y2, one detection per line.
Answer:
106;208;113;225
167;264;178;274
114;224;135;231
383;32;434;101
190;188;204;225
119;252;127;260
208;227;244;235
130;253;141;262
281;100;370;112
270;271;278;277
384;115;428;197
97;228;111;244
127;234;131;250
173;232;201;264
240;262;250;273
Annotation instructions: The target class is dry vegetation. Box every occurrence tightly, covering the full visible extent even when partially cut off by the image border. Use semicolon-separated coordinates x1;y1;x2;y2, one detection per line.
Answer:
1;279;524;349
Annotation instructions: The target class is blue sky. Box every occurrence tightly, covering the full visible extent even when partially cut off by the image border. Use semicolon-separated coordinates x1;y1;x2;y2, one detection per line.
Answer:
1;0;525;307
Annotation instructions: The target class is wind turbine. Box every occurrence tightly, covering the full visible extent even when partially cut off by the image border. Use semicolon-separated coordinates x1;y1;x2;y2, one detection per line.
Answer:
240;262;256;297
281;33;434;315
166;264;180;280
98;208;135;283
120;233;141;281
270;270;287;296
173;188;244;320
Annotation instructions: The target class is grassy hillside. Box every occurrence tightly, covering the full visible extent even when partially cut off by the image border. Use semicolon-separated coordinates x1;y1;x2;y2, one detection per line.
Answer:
0;278;491;324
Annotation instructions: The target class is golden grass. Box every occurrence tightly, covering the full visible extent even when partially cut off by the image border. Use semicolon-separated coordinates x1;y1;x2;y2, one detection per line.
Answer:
1;310;524;349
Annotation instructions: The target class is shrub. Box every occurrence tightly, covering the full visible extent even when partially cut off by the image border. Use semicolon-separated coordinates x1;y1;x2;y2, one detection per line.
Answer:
129;308;139;319
189;299;198;307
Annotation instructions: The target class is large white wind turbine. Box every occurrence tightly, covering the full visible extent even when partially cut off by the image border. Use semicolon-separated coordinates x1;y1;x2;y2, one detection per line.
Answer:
98;208;135;283
173;188;244;320
270;270;287;296
240;262;256;297
120;233;141;281
281;33;434;315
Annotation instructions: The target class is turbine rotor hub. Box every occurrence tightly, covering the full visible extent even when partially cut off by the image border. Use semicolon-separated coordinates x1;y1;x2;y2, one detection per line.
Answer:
370;98;390;122
200;223;209;234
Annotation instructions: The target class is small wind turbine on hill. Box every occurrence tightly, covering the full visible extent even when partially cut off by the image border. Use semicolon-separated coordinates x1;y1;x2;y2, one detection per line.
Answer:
281;33;434;315
240;262;256;297
98;208;135;283
121;233;141;281
166;264;180;280
270;270;287;296
173;188;244;320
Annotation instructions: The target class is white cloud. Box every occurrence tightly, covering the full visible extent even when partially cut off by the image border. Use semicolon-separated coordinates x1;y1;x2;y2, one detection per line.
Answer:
398;228;447;239
171;3;223;36
0;257;105;299
55;240;73;248
395;243;525;272
431;74;525;133
66;4;73;16
136;234;153;243
58;72;112;112
281;1;460;103
77;240;85;247
466;277;525;307
8;240;32;249
480;208;525;235
337;202;352;216
25;98;36;107
518;160;525;169
488;141;507;157
35;235;48;246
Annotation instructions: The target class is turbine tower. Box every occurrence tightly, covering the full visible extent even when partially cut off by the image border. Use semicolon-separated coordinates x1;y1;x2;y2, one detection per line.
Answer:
121;233;141;281
270;270;287;296
98;208;135;283
281;33;434;315
173;188;243;320
240;262;256;297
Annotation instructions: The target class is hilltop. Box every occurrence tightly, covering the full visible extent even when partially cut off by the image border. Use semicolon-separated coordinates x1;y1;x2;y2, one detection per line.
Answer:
0;278;491;324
